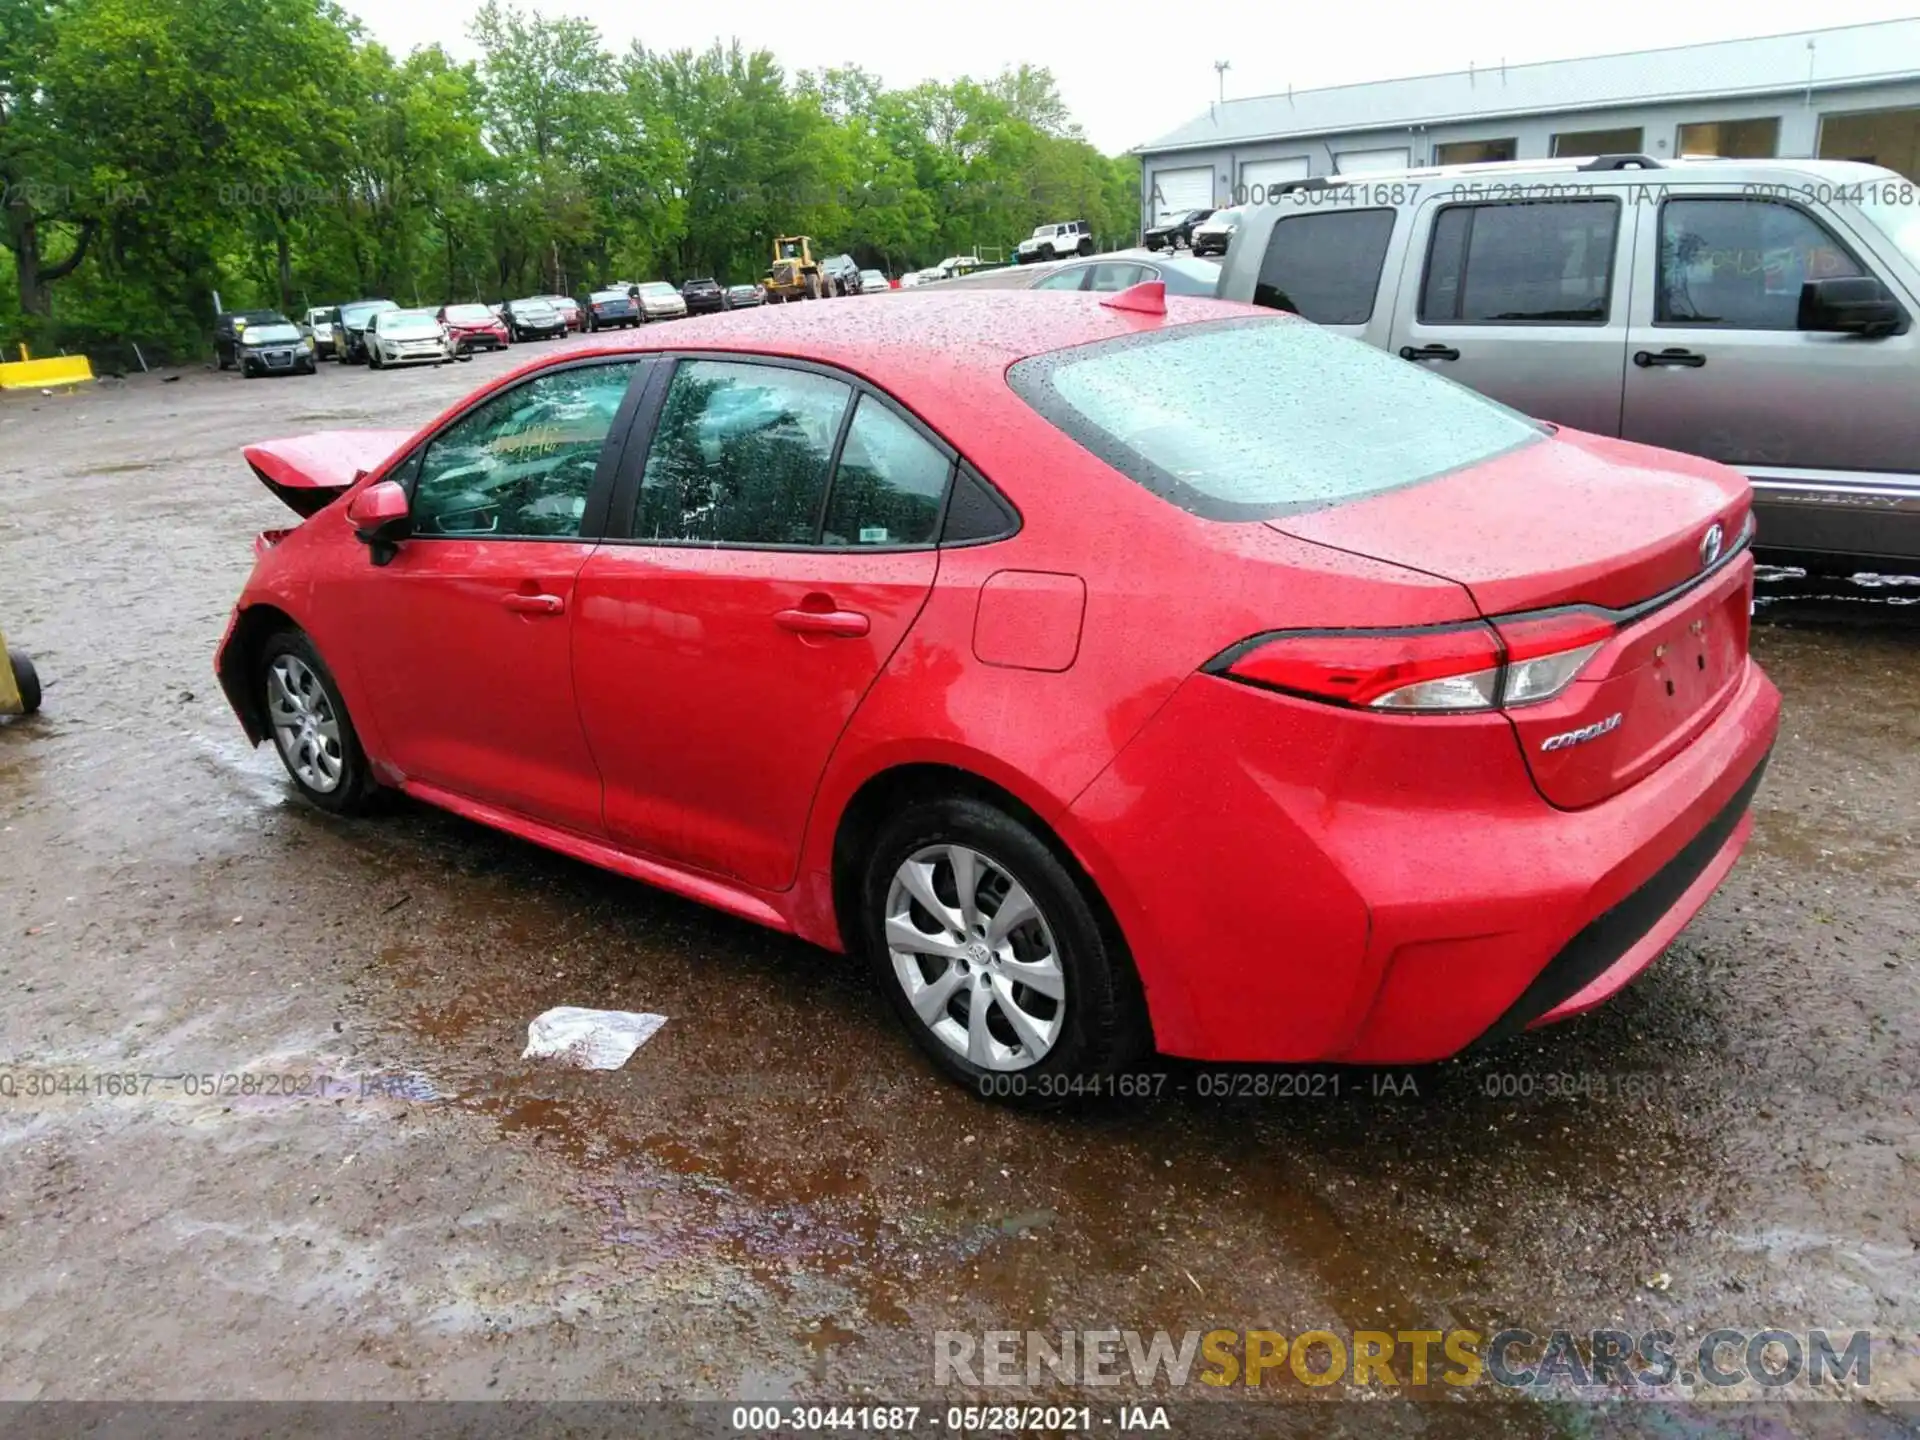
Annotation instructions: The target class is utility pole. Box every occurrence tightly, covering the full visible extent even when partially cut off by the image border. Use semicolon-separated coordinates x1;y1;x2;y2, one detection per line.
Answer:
1214;60;1230;105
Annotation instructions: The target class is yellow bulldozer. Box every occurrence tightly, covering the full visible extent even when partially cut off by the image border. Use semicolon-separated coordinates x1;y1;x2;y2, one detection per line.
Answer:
0;627;41;718
764;235;829;303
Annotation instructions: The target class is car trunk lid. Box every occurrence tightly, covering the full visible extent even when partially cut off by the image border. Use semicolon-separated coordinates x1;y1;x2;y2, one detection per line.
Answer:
243;429;414;518
1272;429;1755;809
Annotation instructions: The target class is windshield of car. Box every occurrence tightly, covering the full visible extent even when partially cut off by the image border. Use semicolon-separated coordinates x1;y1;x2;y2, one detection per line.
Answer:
685;278;718;288
1029;226;1053;238
513;298;555;312
306;309;331;324
383;312;442;334
1205;209;1243;228
244;323;301;344
341;301;397;324
444;304;493;322
590;290;628;303
640;282;678;297
1857;190;1920;273
1011;316;1545;520
860;271;887;284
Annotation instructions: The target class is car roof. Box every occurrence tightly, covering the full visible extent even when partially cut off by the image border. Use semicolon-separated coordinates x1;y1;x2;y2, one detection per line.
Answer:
925;248;1220;294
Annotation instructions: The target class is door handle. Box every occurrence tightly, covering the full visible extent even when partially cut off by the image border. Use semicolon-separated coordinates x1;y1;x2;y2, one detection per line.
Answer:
1634;348;1707;368
503;592;565;615
775;607;870;638
1398;343;1460;362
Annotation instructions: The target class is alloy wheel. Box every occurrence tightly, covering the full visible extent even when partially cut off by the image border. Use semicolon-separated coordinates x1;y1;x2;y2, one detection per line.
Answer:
266;654;344;794
884;844;1066;1071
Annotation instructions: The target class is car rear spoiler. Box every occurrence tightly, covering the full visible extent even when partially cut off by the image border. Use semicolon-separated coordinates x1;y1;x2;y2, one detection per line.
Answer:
242;429;415;518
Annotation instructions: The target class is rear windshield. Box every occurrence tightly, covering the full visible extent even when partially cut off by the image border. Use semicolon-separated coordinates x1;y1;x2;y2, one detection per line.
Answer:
1009;316;1544;520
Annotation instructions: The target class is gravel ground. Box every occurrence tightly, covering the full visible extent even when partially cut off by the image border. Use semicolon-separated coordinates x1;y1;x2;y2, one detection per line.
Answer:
0;355;1915;1434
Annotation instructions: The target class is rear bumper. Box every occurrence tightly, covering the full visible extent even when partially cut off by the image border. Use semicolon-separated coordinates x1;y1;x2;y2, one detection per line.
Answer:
1065;658;1780;1063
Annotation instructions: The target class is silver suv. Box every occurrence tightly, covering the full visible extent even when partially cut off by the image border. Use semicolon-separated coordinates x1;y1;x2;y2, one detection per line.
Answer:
1214;155;1920;572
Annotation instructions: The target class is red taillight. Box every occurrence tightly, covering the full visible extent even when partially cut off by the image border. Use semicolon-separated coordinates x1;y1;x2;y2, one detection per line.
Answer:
1217;612;1614;714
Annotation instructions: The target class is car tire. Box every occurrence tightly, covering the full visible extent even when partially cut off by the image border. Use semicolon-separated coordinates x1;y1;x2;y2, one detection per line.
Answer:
368;348;381;369
259;629;378;816
1077;238;1094;256
858;793;1148;1104
9;650;41;715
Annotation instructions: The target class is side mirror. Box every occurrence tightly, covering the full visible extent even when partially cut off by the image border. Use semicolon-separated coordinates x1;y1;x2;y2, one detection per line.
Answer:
1798;277;1905;336
346;480;412;564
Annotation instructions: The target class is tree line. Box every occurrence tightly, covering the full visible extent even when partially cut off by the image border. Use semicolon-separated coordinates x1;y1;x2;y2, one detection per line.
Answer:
0;0;1141;356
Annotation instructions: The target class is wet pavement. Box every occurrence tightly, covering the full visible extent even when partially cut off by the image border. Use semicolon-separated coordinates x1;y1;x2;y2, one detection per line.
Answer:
1;359;1916;1428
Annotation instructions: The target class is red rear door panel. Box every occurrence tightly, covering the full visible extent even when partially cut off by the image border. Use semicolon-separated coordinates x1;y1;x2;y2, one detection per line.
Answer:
572;546;936;889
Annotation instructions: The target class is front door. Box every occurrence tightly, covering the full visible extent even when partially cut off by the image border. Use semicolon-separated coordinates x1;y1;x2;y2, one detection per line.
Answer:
573;357;950;890
348;359;650;834
1389;193;1636;436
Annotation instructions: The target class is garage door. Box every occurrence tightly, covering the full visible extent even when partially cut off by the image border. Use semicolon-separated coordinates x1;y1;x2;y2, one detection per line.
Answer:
1150;165;1215;224
1334;147;1411;175
1239;157;1310;203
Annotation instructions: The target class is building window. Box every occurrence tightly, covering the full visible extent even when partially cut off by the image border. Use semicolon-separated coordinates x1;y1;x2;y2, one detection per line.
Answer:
1550;126;1643;158
1333;147;1411;175
1818;106;1920;180
1420;200;1621;325
1434;138;1517;166
1676;117;1779;159
1253;209;1397;324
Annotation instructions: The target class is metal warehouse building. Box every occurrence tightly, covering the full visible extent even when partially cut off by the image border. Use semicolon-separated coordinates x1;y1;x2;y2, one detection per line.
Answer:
1135;19;1920;225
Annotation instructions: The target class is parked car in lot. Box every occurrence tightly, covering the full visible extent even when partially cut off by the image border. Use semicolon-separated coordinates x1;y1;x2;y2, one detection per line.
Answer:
300;306;338;358
858;269;893;293
217;288;1778;1101
1016;220;1094;264
501;297;567;342
725;283;764;309
584;289;639;330
681;277;726;314
1215;155;1920;572
1145;207;1215;252
438;303;511;354
634;281;688;322
541;295;584;331
1189;208;1242;257
364;308;450;369
928;248;1220;297
214;309;291;371
332;299;401;365
822;254;862;295
236;318;318;377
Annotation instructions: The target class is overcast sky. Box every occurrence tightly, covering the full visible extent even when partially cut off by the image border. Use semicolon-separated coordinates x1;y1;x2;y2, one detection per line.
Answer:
343;0;1920;154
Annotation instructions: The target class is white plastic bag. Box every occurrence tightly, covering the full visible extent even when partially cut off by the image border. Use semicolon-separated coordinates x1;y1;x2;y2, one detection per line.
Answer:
523;1006;668;1070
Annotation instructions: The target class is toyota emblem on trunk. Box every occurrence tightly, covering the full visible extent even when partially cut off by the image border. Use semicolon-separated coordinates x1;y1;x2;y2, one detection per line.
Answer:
1700;523;1725;569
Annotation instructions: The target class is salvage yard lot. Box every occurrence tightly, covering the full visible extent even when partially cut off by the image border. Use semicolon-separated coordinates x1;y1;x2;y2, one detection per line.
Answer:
0;359;1916;1417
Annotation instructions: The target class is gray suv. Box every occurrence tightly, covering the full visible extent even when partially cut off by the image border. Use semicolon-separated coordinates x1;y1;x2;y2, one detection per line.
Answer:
1214;155;1920;572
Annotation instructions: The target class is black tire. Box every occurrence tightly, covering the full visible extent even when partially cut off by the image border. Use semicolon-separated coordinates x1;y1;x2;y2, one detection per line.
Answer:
858;793;1148;1104
258;629;378;815
9;651;41;715
1077;237;1094;256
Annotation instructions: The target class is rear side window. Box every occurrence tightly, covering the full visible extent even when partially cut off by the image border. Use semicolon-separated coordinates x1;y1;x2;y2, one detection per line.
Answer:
1252;209;1395;323
820;396;951;547
635;361;851;545
1420;200;1619;323
1010;316;1543;521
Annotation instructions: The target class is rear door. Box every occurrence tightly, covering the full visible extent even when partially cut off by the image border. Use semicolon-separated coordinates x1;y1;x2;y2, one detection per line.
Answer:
1387;193;1637;435
572;357;950;891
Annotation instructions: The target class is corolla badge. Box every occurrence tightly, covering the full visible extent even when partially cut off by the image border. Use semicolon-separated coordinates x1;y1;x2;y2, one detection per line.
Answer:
1700;522;1725;569
1541;713;1623;752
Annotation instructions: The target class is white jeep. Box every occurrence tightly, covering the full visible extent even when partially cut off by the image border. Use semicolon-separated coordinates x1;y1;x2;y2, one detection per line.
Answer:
1015;221;1093;264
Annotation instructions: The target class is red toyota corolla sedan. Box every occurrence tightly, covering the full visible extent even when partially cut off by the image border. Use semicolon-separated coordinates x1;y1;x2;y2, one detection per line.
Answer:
217;287;1779;1098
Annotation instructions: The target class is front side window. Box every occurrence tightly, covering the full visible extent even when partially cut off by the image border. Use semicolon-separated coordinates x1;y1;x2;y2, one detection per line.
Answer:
1420;200;1619;323
1252;209;1395;324
1858;188;1920;272
1657;198;1864;328
411;362;641;539
821;396;951;547
635;361;852;545
1033;268;1090;292
1011;316;1543;521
